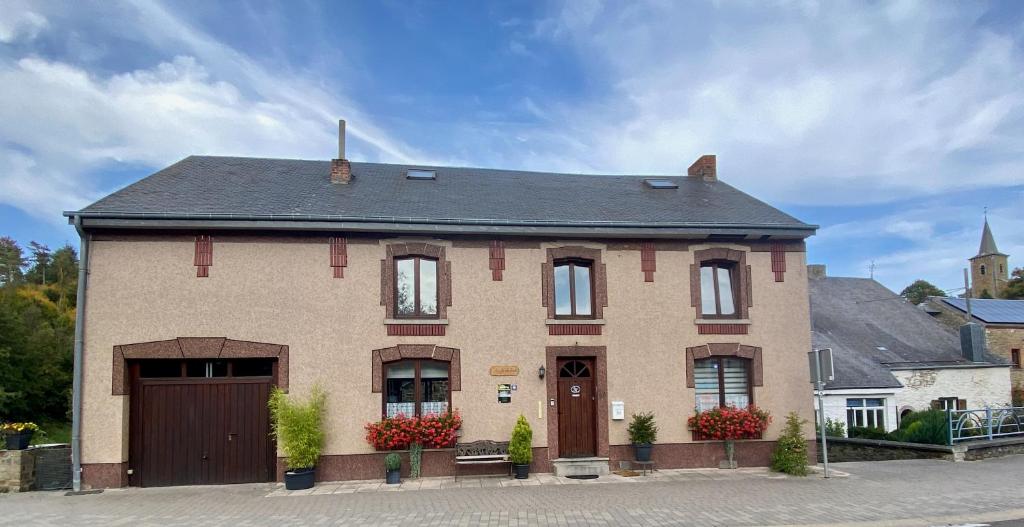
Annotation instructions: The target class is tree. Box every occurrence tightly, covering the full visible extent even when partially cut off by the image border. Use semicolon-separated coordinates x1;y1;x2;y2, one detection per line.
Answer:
899;279;945;305
1003;268;1024;300
980;289;993;299
0;237;25;287
25;241;51;285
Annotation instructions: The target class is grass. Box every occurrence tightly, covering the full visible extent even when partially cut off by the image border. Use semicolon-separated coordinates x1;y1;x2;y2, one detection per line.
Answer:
30;421;71;445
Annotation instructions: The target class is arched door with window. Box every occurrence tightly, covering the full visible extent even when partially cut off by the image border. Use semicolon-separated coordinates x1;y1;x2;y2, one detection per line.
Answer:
557;358;596;457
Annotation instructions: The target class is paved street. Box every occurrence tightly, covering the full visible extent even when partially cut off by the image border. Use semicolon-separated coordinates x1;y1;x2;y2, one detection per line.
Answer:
2;457;1024;526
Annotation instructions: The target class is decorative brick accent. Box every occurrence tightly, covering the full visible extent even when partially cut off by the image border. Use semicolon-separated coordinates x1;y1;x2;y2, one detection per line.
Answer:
194;235;212;277
690;247;751;320
489;240;505;281
386;324;446;336
330;158;351;184
770;242;786;282
329;237;347;278
371;344;461;392
685;343;763;388
111;338;289;395
548;324;602;336
697;323;749;335
546;346;608;460
640;242;656;282
381;243;453;319
541;246;608;319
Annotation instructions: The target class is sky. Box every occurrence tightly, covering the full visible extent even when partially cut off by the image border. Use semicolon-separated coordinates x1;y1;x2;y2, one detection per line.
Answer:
1;0;1022;294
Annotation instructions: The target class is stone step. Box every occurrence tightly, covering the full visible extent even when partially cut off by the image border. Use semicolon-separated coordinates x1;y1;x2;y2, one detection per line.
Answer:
551;457;610;477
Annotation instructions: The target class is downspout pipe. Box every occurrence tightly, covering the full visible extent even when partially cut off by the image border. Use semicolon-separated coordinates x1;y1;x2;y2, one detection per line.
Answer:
71;215;89;492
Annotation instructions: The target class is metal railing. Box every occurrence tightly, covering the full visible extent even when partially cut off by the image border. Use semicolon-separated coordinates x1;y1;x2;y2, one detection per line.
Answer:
947;406;1024;445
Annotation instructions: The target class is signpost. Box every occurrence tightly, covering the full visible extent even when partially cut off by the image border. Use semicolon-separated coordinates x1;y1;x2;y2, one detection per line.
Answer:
808;348;834;479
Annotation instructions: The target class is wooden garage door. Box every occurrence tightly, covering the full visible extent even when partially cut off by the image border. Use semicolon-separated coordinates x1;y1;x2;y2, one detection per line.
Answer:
130;361;276;487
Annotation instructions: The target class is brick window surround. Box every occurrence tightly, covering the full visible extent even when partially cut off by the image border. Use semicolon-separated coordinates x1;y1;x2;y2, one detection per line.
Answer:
371;344;461;393
541;246;608;320
685;343;763;389
111;337;289;395
380;243;453;335
690;247;752;321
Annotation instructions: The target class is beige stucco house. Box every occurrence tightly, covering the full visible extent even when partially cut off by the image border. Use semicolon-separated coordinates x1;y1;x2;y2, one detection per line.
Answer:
66;122;818;489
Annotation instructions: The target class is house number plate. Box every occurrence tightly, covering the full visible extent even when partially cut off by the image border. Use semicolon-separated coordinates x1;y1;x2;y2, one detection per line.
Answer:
570;384;581;397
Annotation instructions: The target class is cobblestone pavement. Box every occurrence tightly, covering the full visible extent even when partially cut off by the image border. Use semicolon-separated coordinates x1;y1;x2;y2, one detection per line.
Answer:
2;458;1024;526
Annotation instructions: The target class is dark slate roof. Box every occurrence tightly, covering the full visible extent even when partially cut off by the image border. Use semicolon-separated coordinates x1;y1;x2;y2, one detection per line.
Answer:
810;276;1004;391
67;156;816;237
941;298;1024;324
974;219;1005;257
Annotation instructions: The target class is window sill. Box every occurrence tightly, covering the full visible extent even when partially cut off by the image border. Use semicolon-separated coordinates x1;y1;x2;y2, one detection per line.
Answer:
385;319;449;325
546;319;606;325
695;319;750;325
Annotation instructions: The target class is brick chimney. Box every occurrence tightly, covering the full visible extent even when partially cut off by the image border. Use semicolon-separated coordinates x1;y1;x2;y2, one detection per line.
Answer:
331;119;352;184
807;264;827;280
688;154;716;181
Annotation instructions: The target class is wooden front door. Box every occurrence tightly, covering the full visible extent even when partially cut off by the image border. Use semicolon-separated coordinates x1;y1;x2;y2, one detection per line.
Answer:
557;358;596;457
130;369;275;487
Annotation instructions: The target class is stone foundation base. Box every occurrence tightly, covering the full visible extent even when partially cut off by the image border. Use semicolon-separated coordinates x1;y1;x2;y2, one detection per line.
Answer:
0;449;35;492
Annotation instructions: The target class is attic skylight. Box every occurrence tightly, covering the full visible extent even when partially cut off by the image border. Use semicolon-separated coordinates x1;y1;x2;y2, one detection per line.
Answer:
406;169;436;180
644;179;678;189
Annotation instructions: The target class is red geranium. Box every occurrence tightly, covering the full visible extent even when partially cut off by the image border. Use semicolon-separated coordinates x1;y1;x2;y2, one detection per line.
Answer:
687;405;771;440
364;410;463;450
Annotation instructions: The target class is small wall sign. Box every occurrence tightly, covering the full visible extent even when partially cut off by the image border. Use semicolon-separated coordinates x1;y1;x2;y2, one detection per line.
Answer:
489;365;520;376
498;383;512;403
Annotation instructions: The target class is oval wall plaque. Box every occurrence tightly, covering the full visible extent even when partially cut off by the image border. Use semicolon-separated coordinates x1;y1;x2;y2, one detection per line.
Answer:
489;365;520;376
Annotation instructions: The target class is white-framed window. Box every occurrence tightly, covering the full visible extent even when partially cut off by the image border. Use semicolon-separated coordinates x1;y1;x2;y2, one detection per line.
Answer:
846;398;885;429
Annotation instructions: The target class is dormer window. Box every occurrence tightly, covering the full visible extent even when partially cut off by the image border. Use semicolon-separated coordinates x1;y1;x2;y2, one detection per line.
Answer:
406;169;436;180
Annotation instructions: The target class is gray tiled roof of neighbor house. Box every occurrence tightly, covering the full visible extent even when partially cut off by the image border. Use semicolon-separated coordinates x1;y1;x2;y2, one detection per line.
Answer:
65;156;817;238
810;276;1005;391
940;298;1024;324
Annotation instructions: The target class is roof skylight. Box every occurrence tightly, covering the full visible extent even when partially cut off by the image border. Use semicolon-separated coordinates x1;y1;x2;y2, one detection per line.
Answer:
644;179;678;189
406;169;436;180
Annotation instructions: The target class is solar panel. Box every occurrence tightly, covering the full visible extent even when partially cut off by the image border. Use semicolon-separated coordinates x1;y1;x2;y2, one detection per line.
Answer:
644;179;678;189
406;169;436;180
942;298;1024;324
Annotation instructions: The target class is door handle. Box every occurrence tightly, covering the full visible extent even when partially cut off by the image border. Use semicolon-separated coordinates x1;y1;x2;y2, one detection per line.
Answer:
202;453;208;461
228;433;237;442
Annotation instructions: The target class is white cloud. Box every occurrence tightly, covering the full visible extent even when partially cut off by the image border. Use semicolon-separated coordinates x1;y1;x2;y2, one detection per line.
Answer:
0;7;47;43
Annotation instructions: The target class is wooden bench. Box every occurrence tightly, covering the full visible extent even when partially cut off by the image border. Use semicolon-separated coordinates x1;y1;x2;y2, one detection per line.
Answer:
454;440;511;480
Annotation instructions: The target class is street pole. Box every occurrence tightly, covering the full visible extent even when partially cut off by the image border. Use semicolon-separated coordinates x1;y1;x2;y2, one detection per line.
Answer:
814;349;830;479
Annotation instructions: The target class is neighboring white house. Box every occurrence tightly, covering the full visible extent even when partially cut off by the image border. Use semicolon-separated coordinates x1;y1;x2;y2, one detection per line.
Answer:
808;265;1011;435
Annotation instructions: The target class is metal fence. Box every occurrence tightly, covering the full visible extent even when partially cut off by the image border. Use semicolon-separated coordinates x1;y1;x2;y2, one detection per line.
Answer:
948;406;1024;445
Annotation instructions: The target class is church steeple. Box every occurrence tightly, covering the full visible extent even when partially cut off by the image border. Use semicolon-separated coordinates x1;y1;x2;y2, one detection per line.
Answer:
969;216;1009;298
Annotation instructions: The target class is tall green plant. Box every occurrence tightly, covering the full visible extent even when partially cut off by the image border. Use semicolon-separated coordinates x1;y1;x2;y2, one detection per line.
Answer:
771;412;809;476
384;452;401;471
268;385;326;470
409;442;423;478
508;414;533;465
627;412;658;444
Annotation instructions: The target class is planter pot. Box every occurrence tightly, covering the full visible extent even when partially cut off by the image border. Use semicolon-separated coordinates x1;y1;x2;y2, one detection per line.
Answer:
284;467;315;490
386;469;401;485
512;463;530;479
4;431;33;450
633;443;652;462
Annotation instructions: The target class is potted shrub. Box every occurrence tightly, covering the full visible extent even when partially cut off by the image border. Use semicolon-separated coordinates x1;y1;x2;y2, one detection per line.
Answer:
269;386;326;490
627;412;657;462
508;414;533;479
2;422;39;450
688;405;771;469
384;453;402;484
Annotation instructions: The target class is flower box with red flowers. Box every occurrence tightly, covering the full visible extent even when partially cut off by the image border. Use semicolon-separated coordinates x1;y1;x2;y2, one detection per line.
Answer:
364;411;463;451
687;406;771;442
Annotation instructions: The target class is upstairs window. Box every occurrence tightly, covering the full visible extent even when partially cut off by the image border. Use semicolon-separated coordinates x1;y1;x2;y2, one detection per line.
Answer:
700;261;738;318
693;357;751;412
395;256;438;318
553;259;594;318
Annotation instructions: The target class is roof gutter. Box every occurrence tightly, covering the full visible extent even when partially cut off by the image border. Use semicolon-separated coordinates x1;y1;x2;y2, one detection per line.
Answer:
70;215;89;492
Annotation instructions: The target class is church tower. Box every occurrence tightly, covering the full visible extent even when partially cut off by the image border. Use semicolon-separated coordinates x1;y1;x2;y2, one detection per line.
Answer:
969;218;1009;298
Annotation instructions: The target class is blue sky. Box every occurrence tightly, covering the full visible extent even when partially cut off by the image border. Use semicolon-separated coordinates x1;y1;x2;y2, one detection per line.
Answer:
1;0;1022;294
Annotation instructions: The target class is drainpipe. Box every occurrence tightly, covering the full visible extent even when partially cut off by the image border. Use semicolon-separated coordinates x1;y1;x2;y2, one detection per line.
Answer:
71;215;90;492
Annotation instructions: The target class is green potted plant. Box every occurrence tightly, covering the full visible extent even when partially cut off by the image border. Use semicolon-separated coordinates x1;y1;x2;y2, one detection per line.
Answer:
2;422;40;450
268;386;326;490
508;414;533;479
627;412;657;462
384;453;402;484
